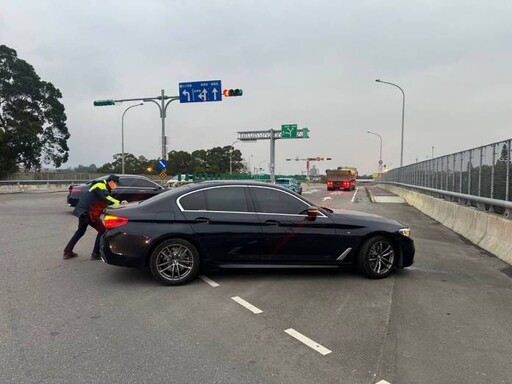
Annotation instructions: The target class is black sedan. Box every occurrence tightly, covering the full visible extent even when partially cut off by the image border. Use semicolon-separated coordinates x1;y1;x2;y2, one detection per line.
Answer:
100;181;414;285
67;174;166;207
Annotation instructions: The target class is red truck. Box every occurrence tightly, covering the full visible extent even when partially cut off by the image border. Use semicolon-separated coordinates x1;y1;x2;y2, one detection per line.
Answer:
326;168;358;191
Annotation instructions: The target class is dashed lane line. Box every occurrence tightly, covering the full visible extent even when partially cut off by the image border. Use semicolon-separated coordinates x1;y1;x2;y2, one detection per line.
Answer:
284;328;332;356
231;296;263;314
199;275;220;287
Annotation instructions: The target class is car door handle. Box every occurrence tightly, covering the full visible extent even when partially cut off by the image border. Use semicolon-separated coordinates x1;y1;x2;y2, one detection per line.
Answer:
194;217;210;224
264;220;280;226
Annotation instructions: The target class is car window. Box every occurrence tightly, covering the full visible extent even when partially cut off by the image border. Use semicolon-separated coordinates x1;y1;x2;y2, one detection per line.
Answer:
179;186;249;212
131;178;159;188
204;186;249;212
180;190;206;210
250;186;308;215
118;177;138;187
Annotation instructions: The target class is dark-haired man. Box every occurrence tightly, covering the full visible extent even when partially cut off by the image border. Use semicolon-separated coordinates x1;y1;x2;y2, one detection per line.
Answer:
63;175;126;260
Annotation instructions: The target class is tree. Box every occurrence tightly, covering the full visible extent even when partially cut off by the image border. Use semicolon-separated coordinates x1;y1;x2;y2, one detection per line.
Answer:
0;45;70;176
97;153;156;174
167;151;194;176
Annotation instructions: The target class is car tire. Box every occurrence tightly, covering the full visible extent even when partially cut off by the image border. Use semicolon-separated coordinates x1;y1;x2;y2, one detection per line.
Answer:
357;236;395;279
149;239;200;286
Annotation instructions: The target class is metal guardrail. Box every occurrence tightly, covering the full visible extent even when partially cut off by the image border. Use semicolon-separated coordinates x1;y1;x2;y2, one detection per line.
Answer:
378;181;512;218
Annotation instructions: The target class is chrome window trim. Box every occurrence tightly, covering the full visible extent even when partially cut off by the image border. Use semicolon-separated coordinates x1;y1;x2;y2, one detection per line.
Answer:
176;184;327;217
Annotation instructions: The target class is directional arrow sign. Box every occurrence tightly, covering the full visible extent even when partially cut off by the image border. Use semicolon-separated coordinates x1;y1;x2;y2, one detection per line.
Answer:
281;124;298;138
179;80;222;103
157;159;168;170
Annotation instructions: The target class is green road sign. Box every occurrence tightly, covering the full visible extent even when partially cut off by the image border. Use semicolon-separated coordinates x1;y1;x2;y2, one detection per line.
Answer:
281;124;298;138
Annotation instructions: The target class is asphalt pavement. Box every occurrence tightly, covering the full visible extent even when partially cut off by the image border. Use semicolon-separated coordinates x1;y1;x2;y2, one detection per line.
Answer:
1;187;511;384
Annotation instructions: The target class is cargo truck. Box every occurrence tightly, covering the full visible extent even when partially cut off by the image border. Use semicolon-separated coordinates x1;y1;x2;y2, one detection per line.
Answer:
326;167;358;191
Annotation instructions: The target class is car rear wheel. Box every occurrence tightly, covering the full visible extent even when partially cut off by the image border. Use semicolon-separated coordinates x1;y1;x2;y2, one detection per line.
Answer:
357;236;395;279
149;239;200;285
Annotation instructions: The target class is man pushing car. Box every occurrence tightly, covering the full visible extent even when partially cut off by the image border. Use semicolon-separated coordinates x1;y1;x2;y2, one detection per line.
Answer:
63;174;127;260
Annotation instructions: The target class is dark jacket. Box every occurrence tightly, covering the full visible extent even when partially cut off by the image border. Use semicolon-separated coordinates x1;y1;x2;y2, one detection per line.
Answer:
72;180;121;221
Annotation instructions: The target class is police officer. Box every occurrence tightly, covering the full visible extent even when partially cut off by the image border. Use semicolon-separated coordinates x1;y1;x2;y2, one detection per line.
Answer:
63;174;126;260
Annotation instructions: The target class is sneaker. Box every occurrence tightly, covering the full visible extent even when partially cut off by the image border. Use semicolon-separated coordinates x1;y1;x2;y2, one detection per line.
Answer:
63;251;78;260
91;252;101;260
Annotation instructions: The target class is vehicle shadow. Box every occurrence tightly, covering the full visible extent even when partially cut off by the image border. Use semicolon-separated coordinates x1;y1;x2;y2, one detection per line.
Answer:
102;265;363;286
202;265;361;282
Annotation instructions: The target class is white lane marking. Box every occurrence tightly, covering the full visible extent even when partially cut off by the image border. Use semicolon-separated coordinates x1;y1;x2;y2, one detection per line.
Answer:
231;296;263;314
376;380;392;384
321;196;333;201
284;328;332;355
351;187;359;203
199;275;219;287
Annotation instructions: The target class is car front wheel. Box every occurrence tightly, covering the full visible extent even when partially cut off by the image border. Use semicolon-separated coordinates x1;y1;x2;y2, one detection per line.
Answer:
357;236;395;279
149;239;200;285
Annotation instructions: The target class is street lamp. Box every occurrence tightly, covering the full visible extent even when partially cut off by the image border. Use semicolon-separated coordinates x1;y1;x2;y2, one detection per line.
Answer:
121;103;144;174
229;140;240;175
375;79;405;167
367;131;383;174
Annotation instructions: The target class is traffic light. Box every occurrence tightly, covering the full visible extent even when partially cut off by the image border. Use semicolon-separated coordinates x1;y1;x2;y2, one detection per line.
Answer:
93;99;116;106
223;89;243;97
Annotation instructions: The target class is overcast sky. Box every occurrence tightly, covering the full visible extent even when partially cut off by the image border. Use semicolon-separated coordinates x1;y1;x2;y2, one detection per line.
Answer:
1;0;511;175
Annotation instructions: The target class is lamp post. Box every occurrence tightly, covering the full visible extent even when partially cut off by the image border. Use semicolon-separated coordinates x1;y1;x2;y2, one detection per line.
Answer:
375;79;405;167
121;103;144;174
367;131;383;174
229;140;240;175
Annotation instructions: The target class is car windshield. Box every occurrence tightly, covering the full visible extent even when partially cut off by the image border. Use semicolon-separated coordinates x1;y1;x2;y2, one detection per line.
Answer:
275;179;290;184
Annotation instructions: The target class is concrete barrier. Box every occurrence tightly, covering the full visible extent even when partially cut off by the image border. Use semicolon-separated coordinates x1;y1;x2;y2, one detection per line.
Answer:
0;183;70;193
380;184;512;266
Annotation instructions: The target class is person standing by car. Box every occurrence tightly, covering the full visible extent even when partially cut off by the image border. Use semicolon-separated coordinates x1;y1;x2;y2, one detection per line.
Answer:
63;175;126;260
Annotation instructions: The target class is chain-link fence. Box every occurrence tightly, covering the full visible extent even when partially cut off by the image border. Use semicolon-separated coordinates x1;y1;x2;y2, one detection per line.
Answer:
380;139;512;204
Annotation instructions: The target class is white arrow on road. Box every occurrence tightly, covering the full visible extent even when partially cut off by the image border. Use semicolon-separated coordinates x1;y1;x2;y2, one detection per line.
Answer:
182;90;191;102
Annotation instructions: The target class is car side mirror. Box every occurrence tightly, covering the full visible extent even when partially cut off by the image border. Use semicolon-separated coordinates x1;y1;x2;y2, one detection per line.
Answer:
306;206;319;221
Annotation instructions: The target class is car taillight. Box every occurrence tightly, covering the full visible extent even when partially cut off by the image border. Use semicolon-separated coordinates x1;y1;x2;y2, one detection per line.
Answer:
103;214;129;229
70;188;80;194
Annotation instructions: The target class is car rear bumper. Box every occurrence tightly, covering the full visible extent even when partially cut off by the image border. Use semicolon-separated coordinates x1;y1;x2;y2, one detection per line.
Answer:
100;235;147;269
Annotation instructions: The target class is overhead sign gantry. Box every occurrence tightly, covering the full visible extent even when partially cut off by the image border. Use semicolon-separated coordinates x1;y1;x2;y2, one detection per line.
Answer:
237;125;310;183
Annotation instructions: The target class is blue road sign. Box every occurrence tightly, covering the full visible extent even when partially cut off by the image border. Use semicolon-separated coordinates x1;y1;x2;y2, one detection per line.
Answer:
157;159;168;170
179;80;222;103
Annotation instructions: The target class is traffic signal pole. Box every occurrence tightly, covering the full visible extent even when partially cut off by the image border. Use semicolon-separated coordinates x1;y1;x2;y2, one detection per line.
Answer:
94;90;179;160
142;90;180;160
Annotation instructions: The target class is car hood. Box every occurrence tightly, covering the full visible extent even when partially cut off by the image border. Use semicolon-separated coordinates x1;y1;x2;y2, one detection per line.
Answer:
328;208;405;228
